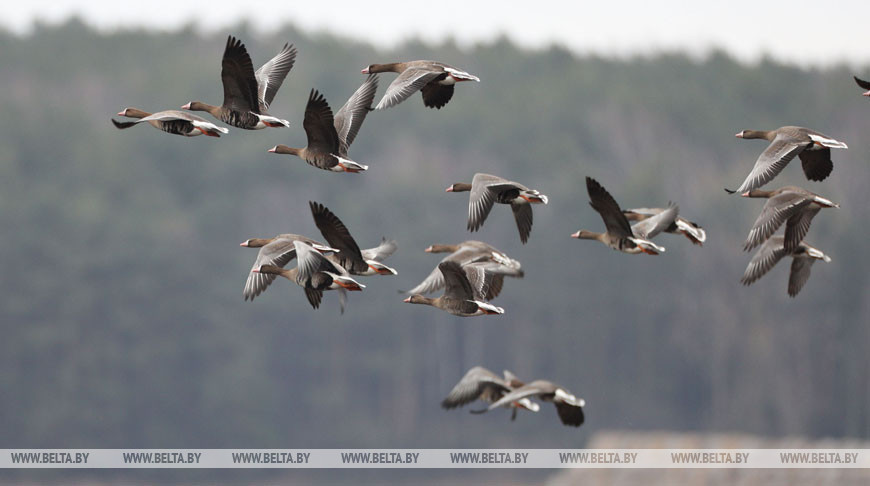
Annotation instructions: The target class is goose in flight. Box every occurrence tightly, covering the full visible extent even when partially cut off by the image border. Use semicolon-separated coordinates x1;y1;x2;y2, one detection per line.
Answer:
182;36;294;129
447;173;548;244
571;177;672;255
484;380;586;427
362;60;479;110
741;186;838;252
403;261;504;317
441;366;540;421
251;240;365;313
112;107;229;137
268;75;378;173
740;235;831;297
727;126;846;194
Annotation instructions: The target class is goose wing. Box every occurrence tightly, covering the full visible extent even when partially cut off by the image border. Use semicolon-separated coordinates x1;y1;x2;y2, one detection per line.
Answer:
467;173;517;232
244;237;300;301
788;256;816;297
510;200;534;244
302;90;340;155
486;382;551;411
221;36;259;113
741;236;789;285
554;401;586;427
334;74;378;152
255;43;297;111
375;68;444;110
586;177;632;239
441;367;509;409
361;238;397;263
294;240;343;285
784;206;820;253
630;202;678;239
797;148;833;182
438;261;475;301
733;134;808;193
309;201;367;274
744;190;812;251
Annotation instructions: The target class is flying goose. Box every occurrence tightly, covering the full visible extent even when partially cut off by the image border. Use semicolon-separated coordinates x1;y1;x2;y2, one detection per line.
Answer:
182;36;294;130
441;367;540;421
240;234;338;301
571;177;671;254
405;240;523;298
741;186;838;252
740;235;831;297
623;208;706;245
361;60;479;110
403;261;504;317
268;75;378;173
447;173;548;244
252;240;364;313
112;108;228;137
484;380;586;427
309;201;397;276
854;75;870;96
727;126;847;194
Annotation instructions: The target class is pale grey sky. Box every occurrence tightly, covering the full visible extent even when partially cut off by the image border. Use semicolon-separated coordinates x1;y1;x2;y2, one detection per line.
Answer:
4;1;868;67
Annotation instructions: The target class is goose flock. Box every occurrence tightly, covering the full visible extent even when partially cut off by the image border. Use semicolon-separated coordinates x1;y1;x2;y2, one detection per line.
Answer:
112;35;861;429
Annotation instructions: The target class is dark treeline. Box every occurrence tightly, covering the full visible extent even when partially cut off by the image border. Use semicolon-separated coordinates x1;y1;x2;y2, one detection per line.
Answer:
0;18;868;480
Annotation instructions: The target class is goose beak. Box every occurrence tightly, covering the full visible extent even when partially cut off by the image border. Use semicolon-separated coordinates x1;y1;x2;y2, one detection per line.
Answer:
403;296;412;303
570;231;581;238
181;102;192;110
117;110;126;116
445;186;454;192
251;268;260;273
267;146;278;153
740;192;751;197
240;241;249;247
424;246;434;253
361;67;370;74
735;131;744;138
863;90;870;97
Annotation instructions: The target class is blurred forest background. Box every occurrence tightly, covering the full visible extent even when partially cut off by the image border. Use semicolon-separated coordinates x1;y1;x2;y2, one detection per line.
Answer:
0;19;868;482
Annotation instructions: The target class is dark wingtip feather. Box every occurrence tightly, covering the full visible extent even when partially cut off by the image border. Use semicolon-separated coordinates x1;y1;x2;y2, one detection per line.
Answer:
111;119;135;129
724;188;736;194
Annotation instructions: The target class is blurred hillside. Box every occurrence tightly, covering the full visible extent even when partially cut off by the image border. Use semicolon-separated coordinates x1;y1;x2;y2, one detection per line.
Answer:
0;18;868;481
